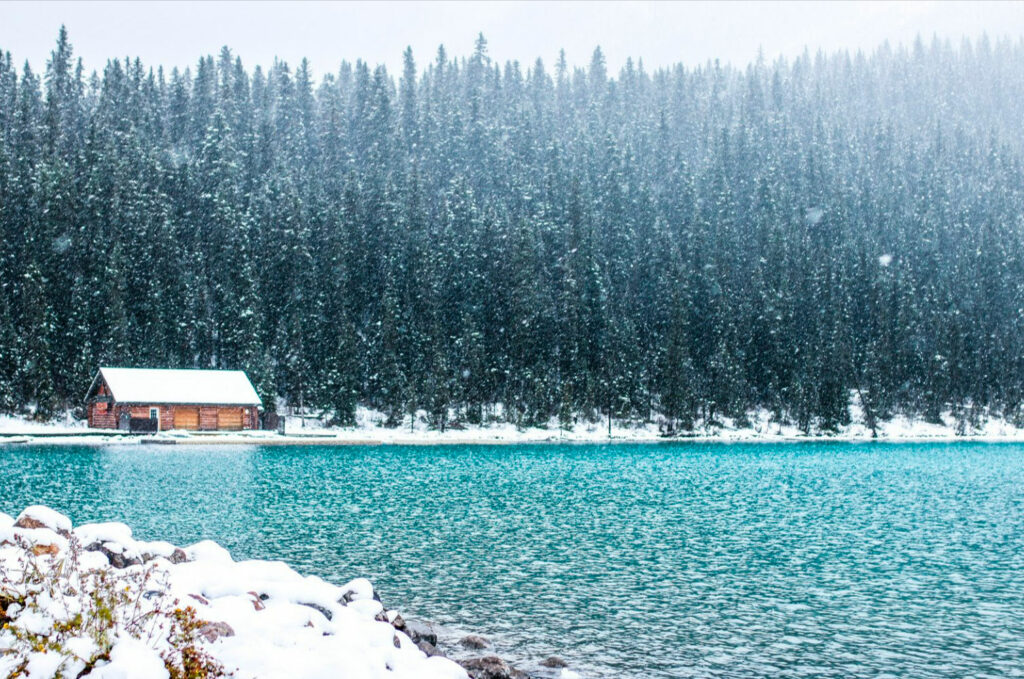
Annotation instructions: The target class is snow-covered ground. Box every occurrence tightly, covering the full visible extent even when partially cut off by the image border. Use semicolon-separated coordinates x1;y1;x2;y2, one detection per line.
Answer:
2;401;1024;445
0;506;469;679
314;404;1024;443
0;412;87;433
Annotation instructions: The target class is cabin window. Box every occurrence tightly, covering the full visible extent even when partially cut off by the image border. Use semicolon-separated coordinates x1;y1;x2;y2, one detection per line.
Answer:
149;408;158;420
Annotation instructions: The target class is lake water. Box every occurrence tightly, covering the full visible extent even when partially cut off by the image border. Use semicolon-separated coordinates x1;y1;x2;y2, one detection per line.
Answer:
2;441;1023;678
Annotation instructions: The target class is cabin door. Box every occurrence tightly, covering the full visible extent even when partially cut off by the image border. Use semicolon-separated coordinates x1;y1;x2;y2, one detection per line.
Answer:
218;408;244;430
173;407;200;430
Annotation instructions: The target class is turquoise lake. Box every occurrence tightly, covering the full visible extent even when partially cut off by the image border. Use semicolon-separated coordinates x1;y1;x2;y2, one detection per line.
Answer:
2;442;1023;678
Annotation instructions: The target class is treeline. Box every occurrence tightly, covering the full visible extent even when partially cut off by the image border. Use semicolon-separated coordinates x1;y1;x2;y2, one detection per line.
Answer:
1;28;1024;430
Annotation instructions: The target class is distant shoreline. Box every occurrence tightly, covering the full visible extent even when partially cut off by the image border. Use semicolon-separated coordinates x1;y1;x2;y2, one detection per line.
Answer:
4;406;1024;447
3;427;1024;447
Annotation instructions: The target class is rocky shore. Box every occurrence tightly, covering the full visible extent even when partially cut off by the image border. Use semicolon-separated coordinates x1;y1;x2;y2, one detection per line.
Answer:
0;506;576;679
393;616;576;679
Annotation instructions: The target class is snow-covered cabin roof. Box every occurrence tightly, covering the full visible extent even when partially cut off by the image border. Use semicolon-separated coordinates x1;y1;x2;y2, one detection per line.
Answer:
88;368;262;406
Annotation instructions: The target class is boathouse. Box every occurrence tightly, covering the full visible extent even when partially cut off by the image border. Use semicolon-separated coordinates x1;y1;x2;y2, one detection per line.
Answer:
85;367;262;432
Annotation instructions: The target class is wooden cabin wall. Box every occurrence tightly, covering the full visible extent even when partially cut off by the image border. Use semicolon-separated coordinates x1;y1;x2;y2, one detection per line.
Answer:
88;401;117;428
88;400;259;431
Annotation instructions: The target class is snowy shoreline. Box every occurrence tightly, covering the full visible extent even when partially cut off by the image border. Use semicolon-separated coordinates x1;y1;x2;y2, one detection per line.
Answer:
0;506;558;679
2;408;1024;446
5;431;1024;447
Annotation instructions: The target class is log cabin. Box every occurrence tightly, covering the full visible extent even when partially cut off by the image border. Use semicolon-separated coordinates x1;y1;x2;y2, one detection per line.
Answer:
85;367;262;432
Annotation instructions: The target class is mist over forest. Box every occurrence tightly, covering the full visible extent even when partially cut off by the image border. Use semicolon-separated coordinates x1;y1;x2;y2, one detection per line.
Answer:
1;28;1023;431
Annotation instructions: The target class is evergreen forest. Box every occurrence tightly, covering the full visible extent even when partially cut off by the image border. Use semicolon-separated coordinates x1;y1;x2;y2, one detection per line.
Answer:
2;28;1023;431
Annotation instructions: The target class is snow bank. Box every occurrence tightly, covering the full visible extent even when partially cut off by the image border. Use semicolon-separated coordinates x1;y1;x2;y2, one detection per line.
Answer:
0;412;86;433
0;506;468;679
281;403;1024;444
4;399;1024;446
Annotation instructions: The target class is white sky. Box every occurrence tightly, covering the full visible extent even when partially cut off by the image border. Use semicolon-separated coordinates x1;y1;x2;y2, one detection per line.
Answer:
2;1;1023;78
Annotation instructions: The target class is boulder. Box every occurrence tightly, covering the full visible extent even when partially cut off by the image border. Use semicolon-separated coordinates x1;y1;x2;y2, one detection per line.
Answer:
198;621;235;643
539;656;568;668
458;656;528;679
349;597;384;618
15;516;50;531
460;634;490;650
300;602;333;621
404;619;438;646
417;639;443;657
14;506;72;538
338;577;374;603
84;541;142;569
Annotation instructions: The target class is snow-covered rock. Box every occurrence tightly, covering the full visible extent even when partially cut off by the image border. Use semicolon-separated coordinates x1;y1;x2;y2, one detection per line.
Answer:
15;505;73;534
73;520;134;546
340;576;376;602
0;523;69;553
0;505;469;679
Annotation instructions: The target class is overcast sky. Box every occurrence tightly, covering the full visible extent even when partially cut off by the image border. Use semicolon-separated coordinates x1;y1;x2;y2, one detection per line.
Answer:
3;1;1023;79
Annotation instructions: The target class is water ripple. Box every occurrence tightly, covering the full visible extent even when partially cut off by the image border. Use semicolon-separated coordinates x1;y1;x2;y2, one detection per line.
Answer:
1;441;1023;678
